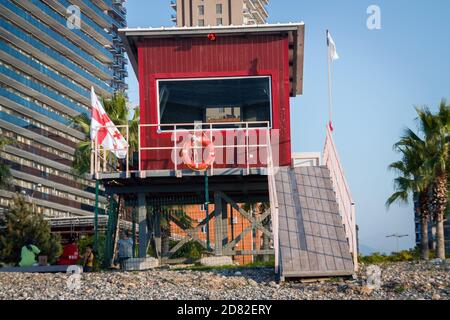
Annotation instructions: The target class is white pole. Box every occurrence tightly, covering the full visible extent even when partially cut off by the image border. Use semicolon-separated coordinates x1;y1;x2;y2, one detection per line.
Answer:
327;30;333;131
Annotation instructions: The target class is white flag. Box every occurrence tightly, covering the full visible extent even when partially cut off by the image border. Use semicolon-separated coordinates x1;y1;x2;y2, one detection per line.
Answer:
90;87;128;159
327;30;339;61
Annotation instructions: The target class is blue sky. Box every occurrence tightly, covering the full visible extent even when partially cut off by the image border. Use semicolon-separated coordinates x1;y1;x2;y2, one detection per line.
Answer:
124;0;450;254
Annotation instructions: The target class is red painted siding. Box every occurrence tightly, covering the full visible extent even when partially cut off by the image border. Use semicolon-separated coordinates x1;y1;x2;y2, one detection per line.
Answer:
138;34;291;170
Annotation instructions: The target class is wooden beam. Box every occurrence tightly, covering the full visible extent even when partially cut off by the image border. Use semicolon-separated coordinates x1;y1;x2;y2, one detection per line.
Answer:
137;193;147;258
153;208;161;260
223;224;253;251
166;210;216;257
223;249;275;256
221;199;228;249
220;192;273;238
214;192;223;255
223;209;271;252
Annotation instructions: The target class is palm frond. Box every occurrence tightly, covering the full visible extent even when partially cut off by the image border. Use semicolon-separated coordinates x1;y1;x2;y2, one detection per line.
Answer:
386;191;409;208
71;113;91;136
71;93;140;174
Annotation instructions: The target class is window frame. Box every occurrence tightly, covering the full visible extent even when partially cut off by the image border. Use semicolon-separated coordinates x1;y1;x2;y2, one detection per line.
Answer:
216;3;223;14
156;75;273;132
198;5;204;16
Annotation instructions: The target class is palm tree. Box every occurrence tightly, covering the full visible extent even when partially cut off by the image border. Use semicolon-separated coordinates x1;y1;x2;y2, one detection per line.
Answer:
102;94;140;158
0;136;11;188
71;93;139;176
71;112;91;176
389;100;449;260
387;132;431;259
414;101;449;259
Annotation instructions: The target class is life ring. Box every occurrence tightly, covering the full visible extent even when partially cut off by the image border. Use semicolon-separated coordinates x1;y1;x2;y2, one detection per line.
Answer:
182;133;215;171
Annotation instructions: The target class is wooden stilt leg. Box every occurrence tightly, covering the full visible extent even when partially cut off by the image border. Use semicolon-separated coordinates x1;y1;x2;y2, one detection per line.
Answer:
138;193;147;258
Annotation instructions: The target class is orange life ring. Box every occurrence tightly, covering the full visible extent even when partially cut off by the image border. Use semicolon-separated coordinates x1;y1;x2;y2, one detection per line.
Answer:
182;133;215;171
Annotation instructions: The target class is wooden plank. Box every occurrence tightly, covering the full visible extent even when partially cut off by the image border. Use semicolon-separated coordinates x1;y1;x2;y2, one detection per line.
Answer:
221;199;228;248
168;209;217;258
313;236;327;269
0;265;70;273
220;192;272;238
279;215;288;231
223;224;252;251
291;248;302;272
137;193;147;258
299;249;311;272
214;192;223;255
276;166;354;278
224;249;274;256
281;269;354;278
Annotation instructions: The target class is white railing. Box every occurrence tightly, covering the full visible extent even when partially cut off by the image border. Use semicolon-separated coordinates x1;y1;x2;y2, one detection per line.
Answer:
266;129;280;275
90;124;130;179
91;121;272;178
323;126;358;270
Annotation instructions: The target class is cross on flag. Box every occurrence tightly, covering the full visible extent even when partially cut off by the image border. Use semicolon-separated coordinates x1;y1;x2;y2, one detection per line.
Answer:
90;87;128;159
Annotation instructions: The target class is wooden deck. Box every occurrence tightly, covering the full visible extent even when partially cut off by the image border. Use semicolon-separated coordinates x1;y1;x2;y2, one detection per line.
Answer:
275;166;354;279
0;265;73;273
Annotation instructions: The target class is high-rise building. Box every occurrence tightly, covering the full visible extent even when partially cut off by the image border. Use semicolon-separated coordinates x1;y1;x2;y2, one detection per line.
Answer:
170;0;269;27
0;0;127;218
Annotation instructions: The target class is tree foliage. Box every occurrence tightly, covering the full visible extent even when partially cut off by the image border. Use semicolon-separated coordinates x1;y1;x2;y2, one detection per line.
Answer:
71;93;139;176
387;100;449;259
0;195;62;264
0;136;11;188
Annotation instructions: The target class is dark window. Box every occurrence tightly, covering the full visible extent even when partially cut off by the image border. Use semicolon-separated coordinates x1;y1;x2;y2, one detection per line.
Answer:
216;4;223;14
198;5;204;15
198;19;204;26
216;18;223;25
158;77;271;129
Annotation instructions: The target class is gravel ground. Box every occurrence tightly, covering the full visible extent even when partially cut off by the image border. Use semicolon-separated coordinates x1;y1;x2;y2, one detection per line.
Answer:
0;260;449;300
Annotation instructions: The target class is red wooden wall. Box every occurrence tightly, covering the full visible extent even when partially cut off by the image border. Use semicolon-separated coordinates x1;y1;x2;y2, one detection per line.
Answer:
138;33;292;170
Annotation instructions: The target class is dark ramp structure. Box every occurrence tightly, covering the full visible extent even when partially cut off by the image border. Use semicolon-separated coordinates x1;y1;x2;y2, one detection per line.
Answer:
275;166;354;279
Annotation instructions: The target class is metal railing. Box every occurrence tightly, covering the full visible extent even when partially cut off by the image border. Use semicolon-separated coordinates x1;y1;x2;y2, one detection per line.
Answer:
2;0;111;76
91;124;129;179
80;0;115;26
266;129;280;274
0;88;69;125
57;0;112;42
91;121;273;178
0;19;112;93
323;126;358;270
0;42;90;100
25;0;113;59
46;215;133;231
0;65;88;115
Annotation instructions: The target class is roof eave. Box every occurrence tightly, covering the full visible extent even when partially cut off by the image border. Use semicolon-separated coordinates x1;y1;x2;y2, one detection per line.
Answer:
119;23;305;97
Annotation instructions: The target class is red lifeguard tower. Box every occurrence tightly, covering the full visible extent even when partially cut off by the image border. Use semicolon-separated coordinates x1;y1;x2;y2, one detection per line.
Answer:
93;23;357;280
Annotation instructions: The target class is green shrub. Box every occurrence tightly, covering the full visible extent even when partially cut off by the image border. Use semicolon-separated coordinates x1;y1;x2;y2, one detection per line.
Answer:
245;256;275;268
170;240;206;260
359;248;422;264
390;250;415;262
0;195;62;265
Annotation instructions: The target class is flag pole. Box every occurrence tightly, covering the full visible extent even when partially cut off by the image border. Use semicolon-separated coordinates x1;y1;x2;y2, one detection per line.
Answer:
326;30;333;132
94;178;99;253
204;171;210;250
